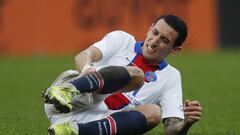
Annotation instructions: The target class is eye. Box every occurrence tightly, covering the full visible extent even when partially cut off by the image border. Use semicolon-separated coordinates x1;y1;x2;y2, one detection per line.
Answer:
152;29;159;35
161;37;170;44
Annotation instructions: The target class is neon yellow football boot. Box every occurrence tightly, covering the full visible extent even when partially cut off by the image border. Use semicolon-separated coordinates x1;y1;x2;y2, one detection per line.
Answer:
48;122;78;135
43;83;79;113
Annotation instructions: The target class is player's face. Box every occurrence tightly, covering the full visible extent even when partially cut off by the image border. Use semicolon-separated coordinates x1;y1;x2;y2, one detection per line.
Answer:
142;19;182;64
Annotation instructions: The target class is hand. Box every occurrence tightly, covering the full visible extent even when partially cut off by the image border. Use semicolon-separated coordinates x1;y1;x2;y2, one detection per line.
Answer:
79;64;96;77
184;100;202;124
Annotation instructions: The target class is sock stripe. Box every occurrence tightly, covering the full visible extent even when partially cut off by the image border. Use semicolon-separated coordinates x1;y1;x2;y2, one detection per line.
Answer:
106;118;112;135
107;116;117;135
93;72;104;93
78;110;147;135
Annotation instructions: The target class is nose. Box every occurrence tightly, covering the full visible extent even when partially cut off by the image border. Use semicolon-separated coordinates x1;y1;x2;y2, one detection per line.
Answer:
149;37;159;47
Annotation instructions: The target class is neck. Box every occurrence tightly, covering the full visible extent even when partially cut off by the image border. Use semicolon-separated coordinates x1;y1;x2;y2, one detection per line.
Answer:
142;57;159;65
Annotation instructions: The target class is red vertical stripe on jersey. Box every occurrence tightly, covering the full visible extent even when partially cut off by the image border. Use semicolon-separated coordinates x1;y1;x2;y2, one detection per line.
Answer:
130;54;158;82
104;93;130;110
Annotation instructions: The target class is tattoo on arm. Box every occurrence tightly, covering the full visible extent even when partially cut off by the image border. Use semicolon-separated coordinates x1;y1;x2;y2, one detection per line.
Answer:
163;118;193;135
164;117;181;126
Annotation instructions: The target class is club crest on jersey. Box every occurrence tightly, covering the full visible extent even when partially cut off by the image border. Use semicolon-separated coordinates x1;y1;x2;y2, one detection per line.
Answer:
145;71;157;82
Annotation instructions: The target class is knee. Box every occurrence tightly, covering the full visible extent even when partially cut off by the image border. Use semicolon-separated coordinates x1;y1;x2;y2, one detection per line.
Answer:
126;66;144;88
135;104;161;129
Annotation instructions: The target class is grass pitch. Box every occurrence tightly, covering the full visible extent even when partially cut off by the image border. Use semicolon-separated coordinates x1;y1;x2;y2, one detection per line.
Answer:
0;51;240;135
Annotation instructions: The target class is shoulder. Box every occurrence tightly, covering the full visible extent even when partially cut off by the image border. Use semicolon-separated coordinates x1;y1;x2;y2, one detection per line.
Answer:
106;30;135;41
154;64;182;88
103;30;136;50
108;30;134;37
162;64;181;78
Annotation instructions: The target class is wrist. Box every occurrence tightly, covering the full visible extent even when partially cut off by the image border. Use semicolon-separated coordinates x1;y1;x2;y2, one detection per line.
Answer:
184;118;194;127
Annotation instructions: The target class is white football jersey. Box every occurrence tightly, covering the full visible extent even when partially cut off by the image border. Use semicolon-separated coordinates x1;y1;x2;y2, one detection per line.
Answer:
92;31;184;120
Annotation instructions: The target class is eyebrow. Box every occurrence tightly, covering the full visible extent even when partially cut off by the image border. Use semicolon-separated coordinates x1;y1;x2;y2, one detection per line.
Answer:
153;28;174;42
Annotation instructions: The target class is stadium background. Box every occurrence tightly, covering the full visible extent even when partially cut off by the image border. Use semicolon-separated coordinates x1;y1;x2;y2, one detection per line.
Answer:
0;0;240;134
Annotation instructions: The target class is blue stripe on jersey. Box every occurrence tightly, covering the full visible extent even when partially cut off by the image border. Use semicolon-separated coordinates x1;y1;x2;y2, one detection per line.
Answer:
133;41;168;70
134;42;143;55
132;89;140;97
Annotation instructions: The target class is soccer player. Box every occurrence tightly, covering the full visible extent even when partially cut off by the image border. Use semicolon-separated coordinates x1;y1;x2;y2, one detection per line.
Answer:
43;14;202;135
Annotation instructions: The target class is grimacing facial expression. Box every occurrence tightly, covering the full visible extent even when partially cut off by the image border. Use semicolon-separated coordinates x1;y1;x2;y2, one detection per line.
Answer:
142;19;180;64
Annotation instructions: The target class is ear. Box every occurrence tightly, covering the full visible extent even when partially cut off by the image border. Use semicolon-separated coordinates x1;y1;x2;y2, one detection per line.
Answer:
171;47;182;55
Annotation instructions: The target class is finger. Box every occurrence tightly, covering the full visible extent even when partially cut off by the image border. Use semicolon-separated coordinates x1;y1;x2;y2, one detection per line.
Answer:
188;101;201;106
86;69;93;73
89;68;97;74
84;67;96;73
184;106;202;112
90;68;96;72
187;115;201;121
184;99;190;106
82;64;92;71
185;111;202;117
184;107;202;113
79;69;91;77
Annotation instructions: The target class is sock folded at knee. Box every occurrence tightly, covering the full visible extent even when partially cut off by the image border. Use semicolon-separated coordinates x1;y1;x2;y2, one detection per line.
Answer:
70;66;131;94
78;110;147;135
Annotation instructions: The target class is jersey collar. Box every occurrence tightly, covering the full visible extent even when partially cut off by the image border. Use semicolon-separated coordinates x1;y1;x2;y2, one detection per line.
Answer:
134;41;168;70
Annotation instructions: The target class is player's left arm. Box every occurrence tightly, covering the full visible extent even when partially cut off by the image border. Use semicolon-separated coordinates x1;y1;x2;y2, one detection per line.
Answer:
163;100;202;135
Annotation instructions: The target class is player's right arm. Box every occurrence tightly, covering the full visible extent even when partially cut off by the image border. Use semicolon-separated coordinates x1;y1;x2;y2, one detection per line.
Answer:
75;46;102;73
75;31;134;75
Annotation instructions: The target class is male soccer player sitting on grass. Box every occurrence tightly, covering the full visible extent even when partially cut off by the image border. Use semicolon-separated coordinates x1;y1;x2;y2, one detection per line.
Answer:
43;14;202;135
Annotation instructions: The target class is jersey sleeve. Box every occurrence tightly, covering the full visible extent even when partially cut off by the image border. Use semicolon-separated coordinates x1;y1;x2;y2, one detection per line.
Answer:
92;31;134;61
160;71;184;120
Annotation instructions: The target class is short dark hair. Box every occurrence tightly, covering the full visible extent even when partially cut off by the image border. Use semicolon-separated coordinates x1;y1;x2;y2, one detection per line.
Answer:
154;14;188;47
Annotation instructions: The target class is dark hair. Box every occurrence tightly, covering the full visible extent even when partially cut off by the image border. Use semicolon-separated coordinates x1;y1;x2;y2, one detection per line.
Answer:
154;14;188;47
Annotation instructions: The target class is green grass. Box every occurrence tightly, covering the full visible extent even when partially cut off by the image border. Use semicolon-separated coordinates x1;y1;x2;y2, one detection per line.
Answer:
0;51;240;135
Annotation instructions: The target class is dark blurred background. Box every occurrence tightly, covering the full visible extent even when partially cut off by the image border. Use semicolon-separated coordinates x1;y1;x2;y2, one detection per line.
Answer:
218;0;240;47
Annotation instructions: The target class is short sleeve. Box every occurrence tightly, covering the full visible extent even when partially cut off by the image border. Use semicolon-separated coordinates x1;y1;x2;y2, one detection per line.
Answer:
93;31;134;61
160;71;184;120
